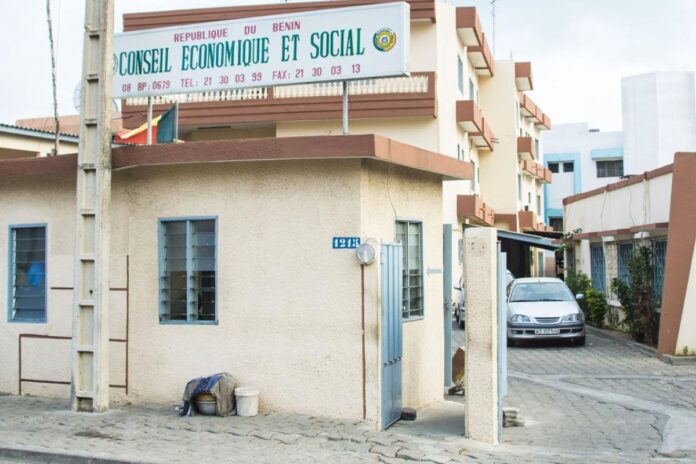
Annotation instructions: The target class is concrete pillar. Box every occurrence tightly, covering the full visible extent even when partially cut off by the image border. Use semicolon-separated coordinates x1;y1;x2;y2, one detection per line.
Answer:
464;227;499;445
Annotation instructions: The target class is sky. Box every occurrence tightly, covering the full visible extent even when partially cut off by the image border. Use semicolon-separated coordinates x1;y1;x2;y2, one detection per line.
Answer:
1;0;694;131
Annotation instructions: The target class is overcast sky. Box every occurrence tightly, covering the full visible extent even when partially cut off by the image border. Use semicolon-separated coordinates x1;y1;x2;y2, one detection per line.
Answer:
1;0;694;131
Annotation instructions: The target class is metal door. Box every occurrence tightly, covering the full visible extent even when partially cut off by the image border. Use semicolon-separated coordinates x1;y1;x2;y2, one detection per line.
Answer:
381;243;403;430
497;243;508;441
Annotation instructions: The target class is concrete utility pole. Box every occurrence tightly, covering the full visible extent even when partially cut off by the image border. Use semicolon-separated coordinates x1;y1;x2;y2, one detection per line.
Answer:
71;0;114;412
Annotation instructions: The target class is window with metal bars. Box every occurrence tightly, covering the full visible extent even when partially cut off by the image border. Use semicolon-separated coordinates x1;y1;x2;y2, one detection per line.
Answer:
8;225;47;322
617;241;634;285
159;218;217;323
590;243;606;292
395;220;423;320
596;160;624;178
651;237;667;299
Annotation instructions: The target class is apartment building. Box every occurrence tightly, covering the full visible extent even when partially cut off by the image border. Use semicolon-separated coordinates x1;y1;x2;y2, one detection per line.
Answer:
545;71;696;229
119;3;552;281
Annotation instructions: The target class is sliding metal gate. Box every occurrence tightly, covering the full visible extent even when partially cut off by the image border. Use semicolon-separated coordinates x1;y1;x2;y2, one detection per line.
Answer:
381;243;403;429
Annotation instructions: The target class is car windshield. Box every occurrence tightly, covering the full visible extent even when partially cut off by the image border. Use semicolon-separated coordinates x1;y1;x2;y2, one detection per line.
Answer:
509;282;574;302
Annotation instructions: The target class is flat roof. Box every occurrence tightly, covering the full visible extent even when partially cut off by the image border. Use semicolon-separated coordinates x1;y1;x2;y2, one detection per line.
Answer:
0;134;474;181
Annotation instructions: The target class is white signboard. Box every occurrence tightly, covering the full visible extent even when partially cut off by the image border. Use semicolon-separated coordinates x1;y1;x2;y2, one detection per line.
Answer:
113;2;410;98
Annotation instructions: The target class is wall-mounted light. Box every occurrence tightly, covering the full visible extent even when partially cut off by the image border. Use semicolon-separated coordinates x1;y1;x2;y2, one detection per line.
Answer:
355;243;376;265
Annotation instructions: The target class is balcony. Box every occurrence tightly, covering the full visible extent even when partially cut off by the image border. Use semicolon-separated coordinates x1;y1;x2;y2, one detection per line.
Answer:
514;62;534;91
519;210;553;232
518;93;542;123
458;195;495;226
517;136;535;160
456;7;482;47
467;32;495;77
456;100;494;151
121;73;436;127
520;159;552;183
535;113;552;130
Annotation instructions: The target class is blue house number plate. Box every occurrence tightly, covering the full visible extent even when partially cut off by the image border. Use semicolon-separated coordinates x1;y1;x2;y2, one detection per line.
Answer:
332;237;360;249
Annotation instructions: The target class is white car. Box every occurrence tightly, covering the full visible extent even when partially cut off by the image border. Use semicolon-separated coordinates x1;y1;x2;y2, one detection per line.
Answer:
455;270;514;329
506;277;585;346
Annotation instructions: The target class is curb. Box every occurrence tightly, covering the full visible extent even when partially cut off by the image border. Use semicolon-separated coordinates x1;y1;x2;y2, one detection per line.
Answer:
585;326;658;357
659;354;696;365
0;447;155;464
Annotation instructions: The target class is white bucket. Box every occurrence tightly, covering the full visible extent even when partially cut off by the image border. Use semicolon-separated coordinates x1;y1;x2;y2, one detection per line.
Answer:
235;387;259;417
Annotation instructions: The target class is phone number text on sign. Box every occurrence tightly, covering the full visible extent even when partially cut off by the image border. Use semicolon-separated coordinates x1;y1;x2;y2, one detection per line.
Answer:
113;2;409;98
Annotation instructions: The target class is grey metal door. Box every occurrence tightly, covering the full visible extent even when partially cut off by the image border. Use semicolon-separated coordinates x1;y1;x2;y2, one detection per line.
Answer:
497;243;508;441
381;243;403;430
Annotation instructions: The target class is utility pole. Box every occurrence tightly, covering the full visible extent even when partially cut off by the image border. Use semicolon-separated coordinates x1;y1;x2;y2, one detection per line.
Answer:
71;0;114;413
46;0;60;156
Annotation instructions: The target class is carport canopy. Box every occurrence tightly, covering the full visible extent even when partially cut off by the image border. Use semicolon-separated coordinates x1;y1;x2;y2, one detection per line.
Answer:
496;229;557;251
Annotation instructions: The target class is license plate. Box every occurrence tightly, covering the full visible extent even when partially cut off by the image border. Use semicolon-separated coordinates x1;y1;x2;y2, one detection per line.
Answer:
534;328;560;335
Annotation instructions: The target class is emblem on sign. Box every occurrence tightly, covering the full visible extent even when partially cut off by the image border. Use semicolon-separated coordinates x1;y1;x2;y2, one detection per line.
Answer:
373;28;396;52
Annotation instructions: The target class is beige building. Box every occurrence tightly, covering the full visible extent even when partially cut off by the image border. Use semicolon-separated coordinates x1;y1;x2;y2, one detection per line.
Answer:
0;135;471;429
0;123;79;159
563;153;696;356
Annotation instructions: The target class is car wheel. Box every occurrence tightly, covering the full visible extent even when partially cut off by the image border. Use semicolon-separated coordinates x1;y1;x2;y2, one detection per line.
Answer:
575;336;586;346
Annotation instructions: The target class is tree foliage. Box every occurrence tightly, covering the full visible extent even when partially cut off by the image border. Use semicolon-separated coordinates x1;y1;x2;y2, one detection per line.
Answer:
610;245;660;346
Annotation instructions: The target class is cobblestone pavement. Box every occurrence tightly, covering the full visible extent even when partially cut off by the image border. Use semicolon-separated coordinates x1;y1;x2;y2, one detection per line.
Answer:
0;327;694;464
451;324;696;460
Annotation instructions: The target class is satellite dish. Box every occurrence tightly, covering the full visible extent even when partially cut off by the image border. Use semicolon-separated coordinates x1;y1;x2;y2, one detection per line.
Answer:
73;80;120;114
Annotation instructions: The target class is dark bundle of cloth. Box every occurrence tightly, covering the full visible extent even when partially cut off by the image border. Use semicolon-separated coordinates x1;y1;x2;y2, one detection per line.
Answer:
179;372;239;416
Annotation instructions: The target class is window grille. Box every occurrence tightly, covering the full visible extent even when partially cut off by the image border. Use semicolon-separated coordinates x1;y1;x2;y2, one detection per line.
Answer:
651;237;667;299
160;218;216;323
590;243;606;292
396;221;423;320
9;225;47;322
617;241;634;285
596;160;624;178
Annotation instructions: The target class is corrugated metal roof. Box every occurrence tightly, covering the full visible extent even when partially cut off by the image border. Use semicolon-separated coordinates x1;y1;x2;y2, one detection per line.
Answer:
0;123;79;143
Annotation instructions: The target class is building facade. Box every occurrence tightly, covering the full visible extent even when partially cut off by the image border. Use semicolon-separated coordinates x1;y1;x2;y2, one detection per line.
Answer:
544;71;696;230
562;153;696;356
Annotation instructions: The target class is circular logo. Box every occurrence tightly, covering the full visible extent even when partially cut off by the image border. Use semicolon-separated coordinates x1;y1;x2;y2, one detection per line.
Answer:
373;28;397;52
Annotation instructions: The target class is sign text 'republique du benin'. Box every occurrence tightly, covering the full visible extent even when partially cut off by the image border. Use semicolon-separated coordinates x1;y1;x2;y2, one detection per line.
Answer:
113;2;410;98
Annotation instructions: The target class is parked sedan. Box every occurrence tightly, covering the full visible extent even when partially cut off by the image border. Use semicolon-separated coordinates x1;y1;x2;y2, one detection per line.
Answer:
506;277;585;346
455;270;514;329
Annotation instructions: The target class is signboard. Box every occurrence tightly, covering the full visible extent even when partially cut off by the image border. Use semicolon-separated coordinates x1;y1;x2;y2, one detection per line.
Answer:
113;2;410;98
332;237;361;249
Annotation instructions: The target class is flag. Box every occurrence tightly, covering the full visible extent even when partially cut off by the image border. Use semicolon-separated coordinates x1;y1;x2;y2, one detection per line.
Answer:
156;105;177;144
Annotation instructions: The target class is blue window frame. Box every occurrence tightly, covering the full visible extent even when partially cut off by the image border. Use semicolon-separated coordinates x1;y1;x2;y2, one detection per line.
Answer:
590;243;606;292
617;241;634;285
8;224;47;322
652;238;667;299
159;217;217;324
395;220;423;320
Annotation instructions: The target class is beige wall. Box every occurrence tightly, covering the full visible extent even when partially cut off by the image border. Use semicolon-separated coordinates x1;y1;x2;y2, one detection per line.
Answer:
362;160;444;410
675;239;696;354
479;61;519;216
0;158;443;426
0;133;78;159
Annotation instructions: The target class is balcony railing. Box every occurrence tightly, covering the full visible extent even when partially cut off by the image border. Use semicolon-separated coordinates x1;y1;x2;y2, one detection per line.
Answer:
458;195;495;226
518;210;553;232
536;113;552;130
121;73;436;127
467;32;494;77
519;93;541;123
520;159;552;183
517;136;535;160
456;100;495;151
515;62;534;91
456;7;482;47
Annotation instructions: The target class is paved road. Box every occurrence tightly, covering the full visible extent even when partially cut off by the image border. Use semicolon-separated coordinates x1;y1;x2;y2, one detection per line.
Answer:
0;327;694;463
452;324;696;459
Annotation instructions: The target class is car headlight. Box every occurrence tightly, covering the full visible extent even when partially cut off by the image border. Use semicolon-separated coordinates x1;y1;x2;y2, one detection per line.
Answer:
563;313;584;322
510;314;531;323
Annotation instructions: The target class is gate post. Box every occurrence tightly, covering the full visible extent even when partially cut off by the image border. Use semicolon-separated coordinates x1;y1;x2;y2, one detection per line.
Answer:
463;227;499;444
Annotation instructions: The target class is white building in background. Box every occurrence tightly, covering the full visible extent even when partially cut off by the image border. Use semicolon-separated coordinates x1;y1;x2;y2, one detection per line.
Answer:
544;71;696;230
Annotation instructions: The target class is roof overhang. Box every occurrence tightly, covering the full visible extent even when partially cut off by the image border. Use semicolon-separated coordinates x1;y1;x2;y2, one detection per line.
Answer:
497;229;557;251
0;134;474;181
